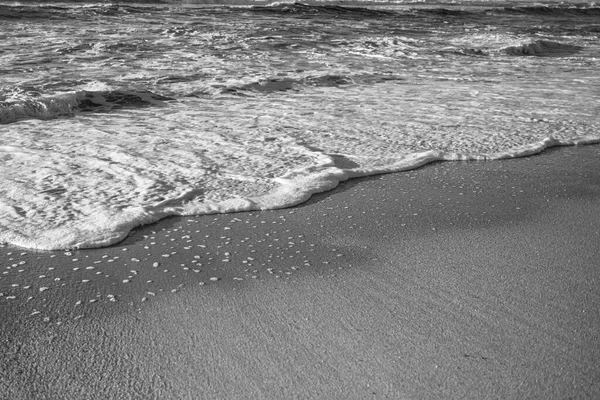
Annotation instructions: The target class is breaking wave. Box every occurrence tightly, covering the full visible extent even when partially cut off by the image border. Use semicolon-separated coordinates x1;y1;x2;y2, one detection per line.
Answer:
504;40;584;57
250;2;394;18
3;2;600;22
0;91;174;124
223;73;404;94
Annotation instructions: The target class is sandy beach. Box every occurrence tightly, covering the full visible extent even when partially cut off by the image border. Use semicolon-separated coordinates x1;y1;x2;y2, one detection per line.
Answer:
1;144;599;399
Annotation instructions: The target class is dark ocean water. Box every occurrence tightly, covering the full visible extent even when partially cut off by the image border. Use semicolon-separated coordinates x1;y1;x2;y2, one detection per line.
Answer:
1;0;599;249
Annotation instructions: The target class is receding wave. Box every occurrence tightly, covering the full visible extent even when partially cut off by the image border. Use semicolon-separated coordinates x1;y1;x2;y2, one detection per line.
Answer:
0;91;174;124
2;134;599;251
504;40;584;57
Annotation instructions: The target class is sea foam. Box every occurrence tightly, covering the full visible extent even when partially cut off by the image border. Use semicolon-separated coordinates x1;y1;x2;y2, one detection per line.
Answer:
1;1;599;250
1;79;599;250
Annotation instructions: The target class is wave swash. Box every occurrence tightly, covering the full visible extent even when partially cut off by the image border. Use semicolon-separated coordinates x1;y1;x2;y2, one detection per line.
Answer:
1;0;599;250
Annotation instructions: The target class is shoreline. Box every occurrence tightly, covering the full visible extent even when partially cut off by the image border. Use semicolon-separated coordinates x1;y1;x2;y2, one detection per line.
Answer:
4;137;600;252
1;144;599;399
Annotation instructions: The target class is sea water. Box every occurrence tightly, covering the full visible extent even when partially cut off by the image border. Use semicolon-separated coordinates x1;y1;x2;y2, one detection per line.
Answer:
1;0;599;250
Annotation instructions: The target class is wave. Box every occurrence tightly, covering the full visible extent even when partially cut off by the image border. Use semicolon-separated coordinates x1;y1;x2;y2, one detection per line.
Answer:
503;5;600;17
0;4;70;19
504;40;584;57
2;134;599;251
408;4;600;19
1;72;401;123
249;2;394;18
221;73;403;94
246;2;600;21
1;73;401;123
0;90;174;124
0;3;166;20
75;3;164;15
414;8;475;17
4;2;600;22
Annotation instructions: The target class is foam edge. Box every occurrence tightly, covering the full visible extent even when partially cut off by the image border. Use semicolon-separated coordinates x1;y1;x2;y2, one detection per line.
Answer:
2;135;599;251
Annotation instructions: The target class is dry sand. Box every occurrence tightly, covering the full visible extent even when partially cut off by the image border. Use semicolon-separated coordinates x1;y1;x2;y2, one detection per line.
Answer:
1;144;599;399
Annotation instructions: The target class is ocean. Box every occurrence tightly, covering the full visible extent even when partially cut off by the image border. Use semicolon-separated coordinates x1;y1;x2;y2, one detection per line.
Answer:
1;0;599;250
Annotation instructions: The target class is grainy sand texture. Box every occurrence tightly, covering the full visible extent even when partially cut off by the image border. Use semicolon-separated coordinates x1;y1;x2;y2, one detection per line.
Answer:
1;144;599;399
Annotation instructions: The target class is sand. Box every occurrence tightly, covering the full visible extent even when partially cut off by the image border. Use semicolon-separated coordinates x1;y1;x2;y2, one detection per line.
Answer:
1;144;599;399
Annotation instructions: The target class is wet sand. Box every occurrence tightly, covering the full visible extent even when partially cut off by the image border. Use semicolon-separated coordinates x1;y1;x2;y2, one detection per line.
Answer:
1;144;599;399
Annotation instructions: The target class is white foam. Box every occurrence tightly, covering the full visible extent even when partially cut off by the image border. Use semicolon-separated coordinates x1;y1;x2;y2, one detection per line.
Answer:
1;79;599;250
1;1;599;250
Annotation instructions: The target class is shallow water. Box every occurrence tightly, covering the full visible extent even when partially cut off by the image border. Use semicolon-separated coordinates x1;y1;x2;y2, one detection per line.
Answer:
1;0;599;250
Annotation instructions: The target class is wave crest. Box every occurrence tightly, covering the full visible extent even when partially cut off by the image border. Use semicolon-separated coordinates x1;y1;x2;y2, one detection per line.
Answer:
504;40;583;57
221;73;403;94
503;5;600;17
250;2;393;18
0;90;174;124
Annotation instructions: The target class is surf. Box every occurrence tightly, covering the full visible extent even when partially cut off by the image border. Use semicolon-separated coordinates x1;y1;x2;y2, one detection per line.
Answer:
0;90;174;124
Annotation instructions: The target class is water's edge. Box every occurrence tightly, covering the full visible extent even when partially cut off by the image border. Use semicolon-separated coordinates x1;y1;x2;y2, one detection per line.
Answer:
3;137;598;251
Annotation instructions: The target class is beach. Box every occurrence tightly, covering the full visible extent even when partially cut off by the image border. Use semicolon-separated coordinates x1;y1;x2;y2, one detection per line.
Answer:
1;144;599;399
